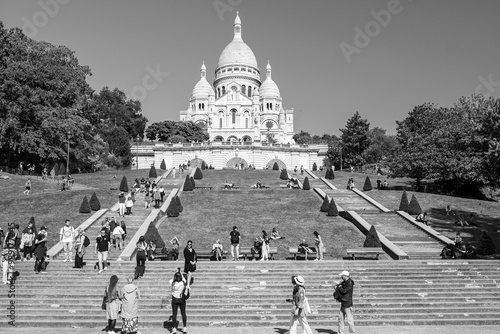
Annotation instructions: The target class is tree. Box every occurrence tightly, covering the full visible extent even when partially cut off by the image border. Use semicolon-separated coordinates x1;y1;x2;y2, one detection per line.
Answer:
89;192;101;211
280;169;288;180
399;190;409;212
183;175;193;191
339;111;371;168
149;165;157;178
79;196;91;213
272;162;279;170
175;195;183;213
194;167;203;180
144;222;166;248
119;176;129;193
362;127;398;164
364;226;382;247
363;176;373;191
327;199;339;216
320;196;330;212
293;130;312;144
408;194;422;215
312;162;317;171
160;159;166;170
302;177;310;190
100;125;131;167
166;197;180;217
145;120;208;142
476;230;496;255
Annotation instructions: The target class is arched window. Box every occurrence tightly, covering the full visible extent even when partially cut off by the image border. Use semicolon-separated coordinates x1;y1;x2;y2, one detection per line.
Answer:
242;85;246;96
231;109;236;124
248;86;252;97
217;88;220;98
219;118;222;129
245;118;248;128
222;86;226;95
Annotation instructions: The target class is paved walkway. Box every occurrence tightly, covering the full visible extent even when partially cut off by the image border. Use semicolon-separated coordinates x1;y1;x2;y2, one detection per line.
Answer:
7;326;500;334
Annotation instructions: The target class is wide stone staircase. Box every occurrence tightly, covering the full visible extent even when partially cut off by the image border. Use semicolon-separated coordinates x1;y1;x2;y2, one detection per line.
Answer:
2;260;500;329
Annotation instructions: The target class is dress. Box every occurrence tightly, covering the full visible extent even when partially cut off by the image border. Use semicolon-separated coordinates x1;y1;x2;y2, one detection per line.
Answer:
183;247;197;273
121;283;140;333
105;285;123;320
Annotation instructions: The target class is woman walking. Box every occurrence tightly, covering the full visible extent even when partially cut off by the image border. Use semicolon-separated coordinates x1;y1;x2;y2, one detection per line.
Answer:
288;275;313;334
21;221;36;261
104;275;122;334
73;229;86;269
121;277;140;334
170;269;188;333
183;240;197;291
135;236;147;279
313;231;324;261
260;230;270;261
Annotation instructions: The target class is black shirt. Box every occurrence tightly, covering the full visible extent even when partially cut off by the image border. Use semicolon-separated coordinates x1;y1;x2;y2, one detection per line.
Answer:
96;235;110;252
230;230;240;244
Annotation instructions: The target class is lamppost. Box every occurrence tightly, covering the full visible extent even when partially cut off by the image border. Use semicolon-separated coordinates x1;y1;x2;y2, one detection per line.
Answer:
339;140;343;172
66;130;70;179
136;135;140;170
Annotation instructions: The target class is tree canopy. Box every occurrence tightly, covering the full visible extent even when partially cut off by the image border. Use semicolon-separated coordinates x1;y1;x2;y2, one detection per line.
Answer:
145;120;208;142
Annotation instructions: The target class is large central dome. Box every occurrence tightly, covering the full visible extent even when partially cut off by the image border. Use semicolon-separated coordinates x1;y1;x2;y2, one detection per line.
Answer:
217;12;258;69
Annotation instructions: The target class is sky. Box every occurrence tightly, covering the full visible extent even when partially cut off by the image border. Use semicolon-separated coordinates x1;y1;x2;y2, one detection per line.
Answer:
1;0;499;136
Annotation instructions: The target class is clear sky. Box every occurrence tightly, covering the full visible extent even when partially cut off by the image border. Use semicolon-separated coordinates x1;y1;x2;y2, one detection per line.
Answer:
1;0;499;135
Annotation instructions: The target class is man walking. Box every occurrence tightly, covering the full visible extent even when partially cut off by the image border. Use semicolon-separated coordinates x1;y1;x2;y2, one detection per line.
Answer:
59;220;75;262
336;270;355;334
229;226;241;261
95;229;111;274
288;275;313;334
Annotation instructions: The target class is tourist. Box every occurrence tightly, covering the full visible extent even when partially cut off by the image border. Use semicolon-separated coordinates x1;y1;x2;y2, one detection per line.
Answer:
21;221;36;261
2;238;16;284
416;212;428;226
260;230;270;261
298;240;313;260
212;239;223;261
42;167;48;180
121;277;140;334
294;166;298;174
118;192;126;217
104;275;123;334
125;195;134;215
10;224;21;260
147;240;156;260
300;165;304;175
183;241;197;290
135;236;147;279
383;179;388;189
113;223;125;250
153;188;161;208
140;177;145;192
446;204;452;216
376;178;381;190
270;227;285;240
313;231;324;261
170;237;180;261
250;237;262;261
59;219;75;262
144;192;151;209
73;228;87;269
95;228;111;274
33;226;48;274
287;275;313;334
170;268;188;334
229;226;241;261
336;270;355;334
454;232;463;249
23;177;31;195
159;185;165;202
121;221;127;241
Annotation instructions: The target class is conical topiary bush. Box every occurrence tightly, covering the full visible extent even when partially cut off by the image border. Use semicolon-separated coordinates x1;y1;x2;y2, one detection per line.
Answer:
190;176;195;188
79;196;91;213
312;162;317;171
399;190;409;212
194;167;203;180
53;163;60;175
119;176;129;193
302;177;310;190
330;169;335;179
272;162;279;170
320;196;330;212
408;194;422;215
144;222;166;248
364;225;382;247
183;175;194;191
325;168;335;180
89;192;101;211
160;159;166;170
175;195;183;213
149;165;157;178
166;197;180;217
279;169;288;180
363;176;373;191
201;161;207;170
477;230;496;255
327;198;339;217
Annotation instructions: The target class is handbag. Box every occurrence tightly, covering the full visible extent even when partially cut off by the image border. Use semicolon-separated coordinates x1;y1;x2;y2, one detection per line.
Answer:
101;295;107;310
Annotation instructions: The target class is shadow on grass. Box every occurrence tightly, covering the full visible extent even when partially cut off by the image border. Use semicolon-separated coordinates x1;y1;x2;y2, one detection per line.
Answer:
316;329;337;334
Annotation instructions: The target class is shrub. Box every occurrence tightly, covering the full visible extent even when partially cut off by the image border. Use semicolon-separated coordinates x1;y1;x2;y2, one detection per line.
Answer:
175;195;183;213
272;162;279;170
194;167;203;180
144;222;166;248
312;162;317;171
325;168;335;179
408;194;422;215
279;169;288;180
399;190;409;212
166;197;180;217
58;162;66;175
363;176;373;191
302;177;310;190
320;196;330;212
160;159;166;170
89;192;101;211
79;196;91;214
327;199;339;217
364;225;382;247
119;176;129;193
190;176;195;188
149;165;157;178
53;164;60;175
477;230;496;255
201;161;207;170
183;175;194;191
330;169;335;179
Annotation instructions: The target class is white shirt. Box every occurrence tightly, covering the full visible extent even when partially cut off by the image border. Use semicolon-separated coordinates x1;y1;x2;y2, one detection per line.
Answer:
60;226;74;243
113;226;125;236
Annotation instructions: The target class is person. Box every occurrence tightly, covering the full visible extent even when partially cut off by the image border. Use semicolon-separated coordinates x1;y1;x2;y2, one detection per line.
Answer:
445;204;452;215
183;240;197;291
294;166;298;174
95;228;111;274
121;277;140;334
172;167;176;178
50;167;55;181
18;162;23;175
170;237;180;261
59;219;75;262
23;178;31;195
376;178;381;190
211;239;223;261
287;275;313;334
73;228;86;269
382;179;388;189
144;192;151;209
118;192;126;217
298;240;313;260
159;185;165;202
113;223;125;250
135;236;147;279
170;269;188;333
454;232;463;249
250;237;262;261
2;238;16;284
300;165;304;175
313;231;324;261
270;227;285;240
21;221;36;261
260;230;270;261
121;221;127;242
42;167;48;180
416;212;428;226
125;196;134;215
336;270;355;334
229;226;241;261
104;275;123;334
33;226;48;274
154;188;162;208
147;240;157;260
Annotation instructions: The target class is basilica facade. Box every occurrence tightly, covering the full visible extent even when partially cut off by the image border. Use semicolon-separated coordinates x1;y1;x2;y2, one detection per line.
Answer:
179;13;294;144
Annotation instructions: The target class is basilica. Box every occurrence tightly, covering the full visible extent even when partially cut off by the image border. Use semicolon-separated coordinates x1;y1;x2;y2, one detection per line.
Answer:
179;13;295;144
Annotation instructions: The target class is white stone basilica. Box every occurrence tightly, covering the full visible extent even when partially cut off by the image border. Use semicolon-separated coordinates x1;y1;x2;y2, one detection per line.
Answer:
180;13;294;144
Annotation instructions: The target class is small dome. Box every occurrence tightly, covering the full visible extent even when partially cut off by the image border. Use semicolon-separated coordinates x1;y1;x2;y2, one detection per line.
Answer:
259;77;280;98
192;77;213;99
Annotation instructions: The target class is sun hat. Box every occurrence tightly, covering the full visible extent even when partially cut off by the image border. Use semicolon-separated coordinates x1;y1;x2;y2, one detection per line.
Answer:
294;275;305;286
339;270;350;277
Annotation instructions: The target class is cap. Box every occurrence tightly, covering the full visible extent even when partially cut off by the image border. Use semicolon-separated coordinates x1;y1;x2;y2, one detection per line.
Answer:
294;275;305;286
339;270;350;277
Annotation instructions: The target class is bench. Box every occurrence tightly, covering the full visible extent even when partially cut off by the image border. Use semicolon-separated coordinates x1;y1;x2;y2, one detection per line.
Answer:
289;247;318;260
194;186;213;190
221;185;239;190
196;249;228;260
239;246;277;260
346;248;384;260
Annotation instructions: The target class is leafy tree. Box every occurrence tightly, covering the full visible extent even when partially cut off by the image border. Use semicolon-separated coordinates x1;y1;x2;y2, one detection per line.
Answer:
89;192;101;211
312;162;317;171
302;177;310;190
175;195;183;213
320;196;330;212
293;130;312;144
279;169;288;180
79;196;91;213
145;120;208;142
166;197;180;217
272;162;279;170
160;159;166;170
363;176;373;191
183;175;193;191
399;190;409;212
194;167;203;180
119;176;129;193
362;127;398;164
144;222;166;248
364;226;382;247
149;165;157;179
339;111;370;168
327;198;339;217
408;194;422;215
100;125;131;167
169;135;186;143
476;230;496;255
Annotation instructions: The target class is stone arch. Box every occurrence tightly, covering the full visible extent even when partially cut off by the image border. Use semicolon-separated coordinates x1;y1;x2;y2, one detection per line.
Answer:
241;135;252;142
196;120;206;128
189;157;207;169
213;136;224;142
226;157;248;169
266;158;287;170
226;136;239;143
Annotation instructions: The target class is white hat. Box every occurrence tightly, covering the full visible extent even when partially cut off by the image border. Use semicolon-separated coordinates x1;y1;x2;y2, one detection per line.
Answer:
339;270;350;277
294;275;305;286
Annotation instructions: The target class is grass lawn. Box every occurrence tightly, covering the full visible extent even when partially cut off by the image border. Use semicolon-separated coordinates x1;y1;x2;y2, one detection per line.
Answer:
158;169;366;259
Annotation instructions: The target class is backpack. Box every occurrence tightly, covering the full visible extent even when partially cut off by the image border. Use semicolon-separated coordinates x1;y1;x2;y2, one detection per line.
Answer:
83;235;90;247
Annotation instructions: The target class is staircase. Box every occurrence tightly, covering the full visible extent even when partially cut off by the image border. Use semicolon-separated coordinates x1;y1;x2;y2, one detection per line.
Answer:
3;260;500;329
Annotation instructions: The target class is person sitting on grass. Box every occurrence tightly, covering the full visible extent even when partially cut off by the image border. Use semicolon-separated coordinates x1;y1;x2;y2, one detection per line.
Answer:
298;240;314;260
416;212;428;226
455;215;469;227
270;227;285;240
250;237;262;261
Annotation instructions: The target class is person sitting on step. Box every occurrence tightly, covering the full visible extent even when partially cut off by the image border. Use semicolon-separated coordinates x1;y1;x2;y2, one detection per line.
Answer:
250;237;262;261
416;212;428;226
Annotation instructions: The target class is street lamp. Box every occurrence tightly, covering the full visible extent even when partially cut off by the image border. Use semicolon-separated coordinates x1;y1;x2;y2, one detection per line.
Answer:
66;130;70;179
339;140;343;172
136;135;140;170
